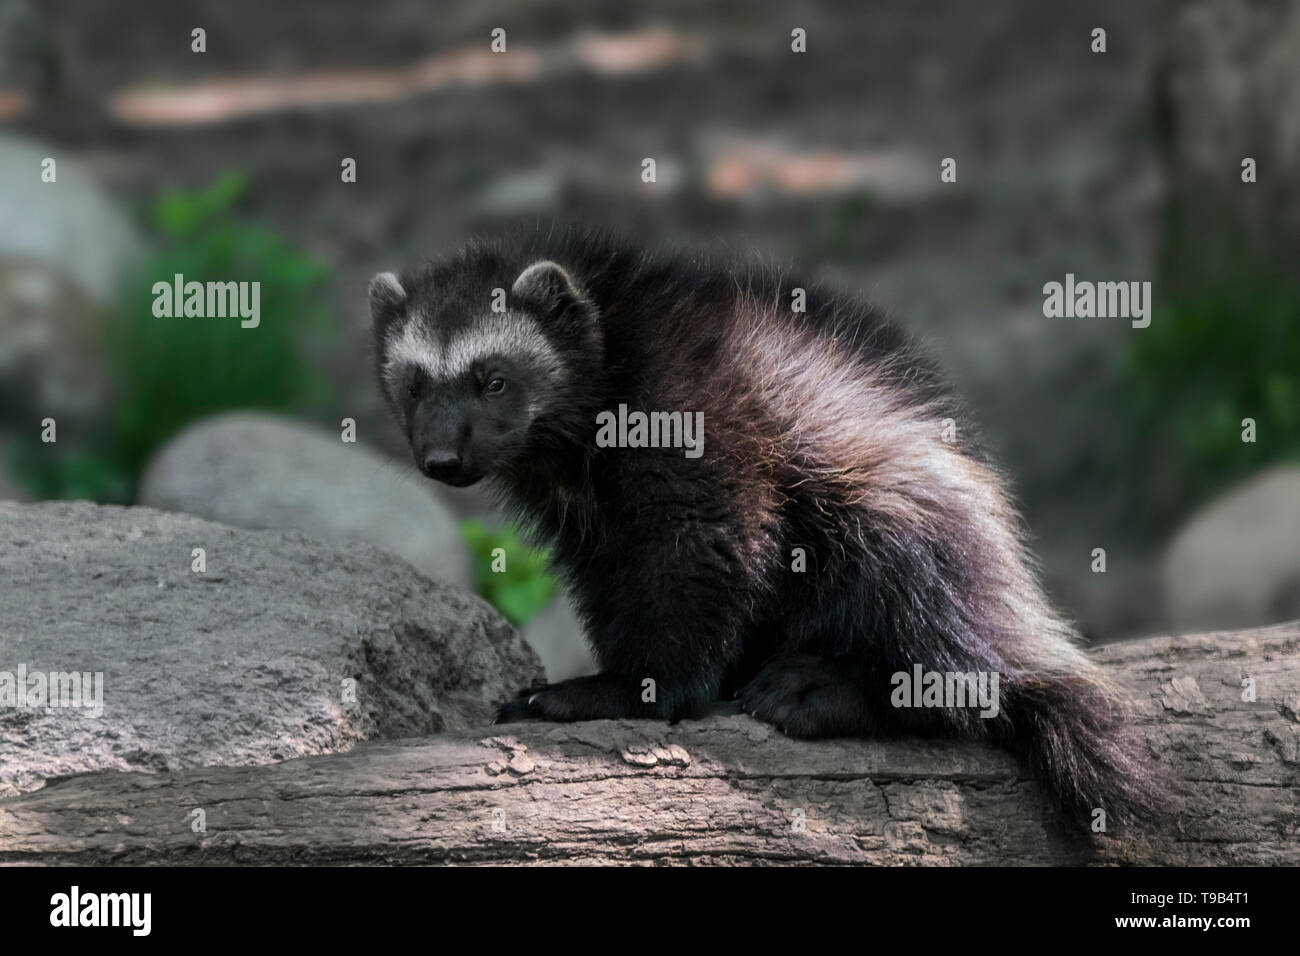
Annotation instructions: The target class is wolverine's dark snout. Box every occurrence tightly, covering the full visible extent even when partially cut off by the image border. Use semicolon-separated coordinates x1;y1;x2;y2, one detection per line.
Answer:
414;440;481;486
420;448;463;482
410;397;483;486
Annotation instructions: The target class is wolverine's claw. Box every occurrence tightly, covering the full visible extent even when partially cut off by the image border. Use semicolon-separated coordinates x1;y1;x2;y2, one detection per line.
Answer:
494;684;550;724
493;698;533;724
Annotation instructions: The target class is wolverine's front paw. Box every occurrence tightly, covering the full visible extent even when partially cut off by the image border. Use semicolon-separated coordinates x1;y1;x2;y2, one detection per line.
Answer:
493;695;537;724
493;684;550;724
493;674;641;723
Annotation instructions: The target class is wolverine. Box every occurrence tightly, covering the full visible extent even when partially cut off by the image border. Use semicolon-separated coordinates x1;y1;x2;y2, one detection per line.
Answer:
369;227;1167;829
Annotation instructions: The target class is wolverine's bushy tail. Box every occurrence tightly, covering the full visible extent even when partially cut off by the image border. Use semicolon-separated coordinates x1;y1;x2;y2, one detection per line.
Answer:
996;669;1173;831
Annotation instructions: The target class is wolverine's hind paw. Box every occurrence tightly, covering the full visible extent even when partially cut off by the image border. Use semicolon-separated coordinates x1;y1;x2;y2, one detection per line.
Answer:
738;654;873;739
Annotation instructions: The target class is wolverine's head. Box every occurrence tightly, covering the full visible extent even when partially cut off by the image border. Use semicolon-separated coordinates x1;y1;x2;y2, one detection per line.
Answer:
369;257;600;487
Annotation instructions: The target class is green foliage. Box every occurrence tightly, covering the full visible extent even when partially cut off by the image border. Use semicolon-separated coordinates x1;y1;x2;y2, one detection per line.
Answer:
151;171;250;236
7;173;334;502
112;173;333;479
3;440;132;503
460;518;558;627
1110;220;1300;534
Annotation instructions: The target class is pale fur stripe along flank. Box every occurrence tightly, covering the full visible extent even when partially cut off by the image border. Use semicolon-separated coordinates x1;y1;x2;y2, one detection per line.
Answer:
722;298;1100;685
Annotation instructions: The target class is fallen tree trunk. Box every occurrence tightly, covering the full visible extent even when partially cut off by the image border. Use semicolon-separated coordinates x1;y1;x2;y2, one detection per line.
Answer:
1;626;1297;865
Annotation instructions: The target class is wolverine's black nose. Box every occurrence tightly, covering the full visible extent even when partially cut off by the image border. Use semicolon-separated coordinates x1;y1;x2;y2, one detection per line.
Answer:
421;450;463;482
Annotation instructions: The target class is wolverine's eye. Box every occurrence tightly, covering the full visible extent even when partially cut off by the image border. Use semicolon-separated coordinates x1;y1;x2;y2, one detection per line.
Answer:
406;372;424;400
485;377;506;395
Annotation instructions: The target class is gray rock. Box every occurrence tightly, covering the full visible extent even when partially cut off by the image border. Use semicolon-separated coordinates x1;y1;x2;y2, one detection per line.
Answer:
0;501;543;797
1163;466;1300;632
0;133;142;438
0;133;144;306
522;593;598;682
0;259;113;435
138;412;474;591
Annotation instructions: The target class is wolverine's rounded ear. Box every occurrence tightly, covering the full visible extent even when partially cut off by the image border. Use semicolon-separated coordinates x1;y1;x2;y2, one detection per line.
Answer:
511;261;587;318
368;271;406;329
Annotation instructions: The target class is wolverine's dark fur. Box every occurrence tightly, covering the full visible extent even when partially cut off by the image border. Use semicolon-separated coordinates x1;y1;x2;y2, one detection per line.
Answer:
370;226;1170;831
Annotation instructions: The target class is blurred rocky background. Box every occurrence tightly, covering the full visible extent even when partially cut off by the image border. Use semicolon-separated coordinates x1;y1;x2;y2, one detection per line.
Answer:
1;0;1297;673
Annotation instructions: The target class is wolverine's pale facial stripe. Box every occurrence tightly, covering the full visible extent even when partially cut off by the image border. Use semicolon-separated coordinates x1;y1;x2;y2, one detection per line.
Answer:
383;313;566;389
